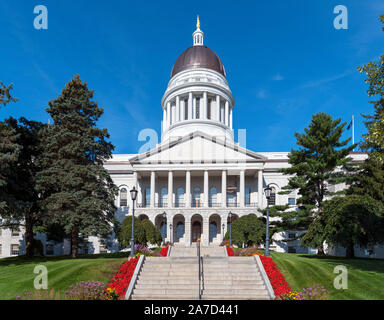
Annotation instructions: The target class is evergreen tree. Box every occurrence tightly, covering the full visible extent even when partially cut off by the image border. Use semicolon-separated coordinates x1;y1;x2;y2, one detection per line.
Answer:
0;117;45;256
0;81;17;106
358;15;384;160
36;75;118;258
280;113;354;254
302;195;384;258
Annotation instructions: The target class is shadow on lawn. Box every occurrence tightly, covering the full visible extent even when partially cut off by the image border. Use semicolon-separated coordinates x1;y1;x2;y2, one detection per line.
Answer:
296;254;384;274
0;252;129;267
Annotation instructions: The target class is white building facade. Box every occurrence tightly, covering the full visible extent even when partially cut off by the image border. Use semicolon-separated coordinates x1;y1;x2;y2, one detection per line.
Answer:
1;19;383;259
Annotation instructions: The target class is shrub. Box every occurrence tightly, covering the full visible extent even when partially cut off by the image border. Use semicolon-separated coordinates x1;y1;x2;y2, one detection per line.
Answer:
224;214;265;247
118;217;162;247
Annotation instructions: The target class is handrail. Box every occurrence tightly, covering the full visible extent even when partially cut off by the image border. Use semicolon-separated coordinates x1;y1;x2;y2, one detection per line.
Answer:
197;240;201;300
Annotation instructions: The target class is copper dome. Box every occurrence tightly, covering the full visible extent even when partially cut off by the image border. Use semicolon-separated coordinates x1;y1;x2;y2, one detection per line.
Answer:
171;45;226;78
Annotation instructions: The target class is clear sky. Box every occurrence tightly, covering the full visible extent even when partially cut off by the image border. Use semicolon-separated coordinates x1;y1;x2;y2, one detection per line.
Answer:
0;0;383;154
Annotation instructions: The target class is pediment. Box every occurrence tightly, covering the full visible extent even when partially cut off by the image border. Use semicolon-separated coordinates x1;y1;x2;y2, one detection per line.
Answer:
129;131;266;164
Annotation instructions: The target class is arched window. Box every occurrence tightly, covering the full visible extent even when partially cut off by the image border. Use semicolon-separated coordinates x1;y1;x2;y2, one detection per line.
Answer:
192;187;201;207
120;188;127;207
176;187;184;207
209;187;217;207
245;187;251;205
160;187;168;207
160;222;167;240
175;222;185;241
209;222;218;242
268;187;276;206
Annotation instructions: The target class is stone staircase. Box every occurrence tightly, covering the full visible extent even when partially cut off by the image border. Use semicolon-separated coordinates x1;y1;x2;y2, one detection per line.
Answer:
130;245;272;300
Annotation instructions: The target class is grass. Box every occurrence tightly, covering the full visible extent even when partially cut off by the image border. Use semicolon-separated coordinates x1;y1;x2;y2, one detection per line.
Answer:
0;253;128;300
271;251;384;300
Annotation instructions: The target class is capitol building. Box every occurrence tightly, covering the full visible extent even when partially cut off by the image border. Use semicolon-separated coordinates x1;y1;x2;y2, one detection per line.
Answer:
0;18;377;258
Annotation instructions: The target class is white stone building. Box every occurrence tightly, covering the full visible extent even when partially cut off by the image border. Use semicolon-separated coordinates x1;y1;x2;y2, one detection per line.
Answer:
1;18;382;259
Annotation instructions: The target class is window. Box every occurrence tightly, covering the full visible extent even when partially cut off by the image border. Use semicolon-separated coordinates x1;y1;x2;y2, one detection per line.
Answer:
160;222;167;240
209;187;217;206
192;187;201;207
0;244;2;256
99;245;107;254
11;244;19;255
120;188;127;207
288;197;296;206
176;188;184;207
268;187;276;206
46;244;54;255
196;98;200;119
288;232;296;239
11;229;20;237
207;99;212;119
288;247;296;253
145;187;150;206
184;99;188;120
160;187;168;207
245;187;251;205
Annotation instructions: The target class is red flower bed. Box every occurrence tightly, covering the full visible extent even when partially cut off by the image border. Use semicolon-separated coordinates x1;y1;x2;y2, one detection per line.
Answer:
160;246;168;257
226;246;234;256
259;255;291;297
107;257;138;298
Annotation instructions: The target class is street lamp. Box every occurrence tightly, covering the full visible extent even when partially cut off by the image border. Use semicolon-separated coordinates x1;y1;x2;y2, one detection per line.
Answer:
222;223;225;242
169;223;173;244
264;185;272;257
162;211;167;243
130;186;138;257
228;211;232;247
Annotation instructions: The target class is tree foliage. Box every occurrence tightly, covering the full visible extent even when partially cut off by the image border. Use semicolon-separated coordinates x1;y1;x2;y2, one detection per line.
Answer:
279;113;354;252
224;214;265;247
118;217;162;247
302;195;384;258
36;75;118;258
358;15;384;160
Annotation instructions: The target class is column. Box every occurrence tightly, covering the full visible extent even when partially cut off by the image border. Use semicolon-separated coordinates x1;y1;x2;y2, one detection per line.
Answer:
167;101;171;127
150;171;156;208
203;217;209;246
258;170;263;209
181;99;185;121
163;108;166;131
176;96;180;123
186;170;191;208
225;101;229;126
185;217;191;247
203;91;207;120
204;170;209;207
221;170;227;207
216;95;220;122
188;92;193;120
168;171;173;208
240;170;245;207
230;108;233;129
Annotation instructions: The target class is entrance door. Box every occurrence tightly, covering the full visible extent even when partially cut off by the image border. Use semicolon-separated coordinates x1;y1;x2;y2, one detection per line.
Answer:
192;221;202;242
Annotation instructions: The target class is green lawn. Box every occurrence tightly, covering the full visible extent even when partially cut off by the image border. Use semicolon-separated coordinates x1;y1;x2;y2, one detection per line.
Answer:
271;251;384;300
0;253;128;300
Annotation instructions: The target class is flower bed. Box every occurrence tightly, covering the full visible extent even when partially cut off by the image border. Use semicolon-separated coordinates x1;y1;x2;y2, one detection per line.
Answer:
107;257;139;298
226;246;234;256
160;246;169;257
259;255;291;297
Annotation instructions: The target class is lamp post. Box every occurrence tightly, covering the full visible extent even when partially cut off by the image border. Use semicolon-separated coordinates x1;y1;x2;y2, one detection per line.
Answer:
169;223;173;244
228;211;232;247
162;211;167;243
130;186;138;257
222;223;225;242
264;185;272;257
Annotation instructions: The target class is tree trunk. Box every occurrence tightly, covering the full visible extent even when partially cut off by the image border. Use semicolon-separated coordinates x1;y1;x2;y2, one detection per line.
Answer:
317;244;325;255
71;227;79;259
346;242;355;259
24;210;34;257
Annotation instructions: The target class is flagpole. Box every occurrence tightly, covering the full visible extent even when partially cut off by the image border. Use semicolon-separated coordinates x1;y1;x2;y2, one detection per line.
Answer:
352;115;354;151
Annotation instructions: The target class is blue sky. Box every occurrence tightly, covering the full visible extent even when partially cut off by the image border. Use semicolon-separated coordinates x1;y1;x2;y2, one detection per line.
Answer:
0;0;383;154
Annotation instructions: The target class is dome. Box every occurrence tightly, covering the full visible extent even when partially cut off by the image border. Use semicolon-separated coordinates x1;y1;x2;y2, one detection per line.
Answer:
171;45;226;78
